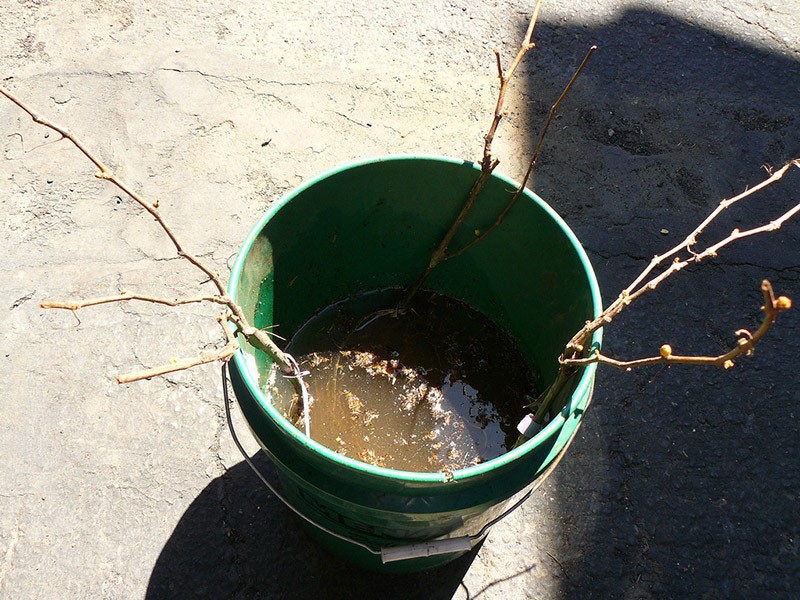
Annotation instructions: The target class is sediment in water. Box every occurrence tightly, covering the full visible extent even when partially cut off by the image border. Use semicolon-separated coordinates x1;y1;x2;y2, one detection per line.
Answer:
263;289;539;472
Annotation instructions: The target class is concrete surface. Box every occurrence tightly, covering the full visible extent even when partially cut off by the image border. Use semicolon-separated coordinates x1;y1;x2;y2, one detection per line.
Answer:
1;0;798;598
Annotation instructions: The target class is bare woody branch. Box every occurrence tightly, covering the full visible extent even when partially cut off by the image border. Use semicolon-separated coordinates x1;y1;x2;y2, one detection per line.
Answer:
446;45;597;260
116;313;239;384
523;161;800;427
40;289;290;365
402;1;594;306
564;280;791;371
623;159;800;296
410;1;544;287
1;85;225;294
482;0;543;169
40;292;229;311
116;350;236;383
0;82;297;379
562;159;800;361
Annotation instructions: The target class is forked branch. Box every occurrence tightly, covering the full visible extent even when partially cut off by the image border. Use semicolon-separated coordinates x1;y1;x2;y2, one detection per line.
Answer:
0;83;297;382
523;160;800;429
565;280;791;371
623;159;800;297
402;1;544;306
561;158;800;363
446;44;597;260
403;1;595;305
482;0;543;170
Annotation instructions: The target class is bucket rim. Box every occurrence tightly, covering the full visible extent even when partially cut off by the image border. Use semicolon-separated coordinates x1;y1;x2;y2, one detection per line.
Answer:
228;153;603;484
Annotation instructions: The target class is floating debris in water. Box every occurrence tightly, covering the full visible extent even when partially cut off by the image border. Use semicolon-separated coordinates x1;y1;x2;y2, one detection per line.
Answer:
265;289;539;473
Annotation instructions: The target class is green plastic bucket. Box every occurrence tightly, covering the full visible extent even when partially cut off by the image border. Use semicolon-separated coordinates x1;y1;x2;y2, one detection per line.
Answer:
227;155;602;572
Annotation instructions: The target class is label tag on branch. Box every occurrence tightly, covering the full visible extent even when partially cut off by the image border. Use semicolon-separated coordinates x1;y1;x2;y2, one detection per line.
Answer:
517;413;542;438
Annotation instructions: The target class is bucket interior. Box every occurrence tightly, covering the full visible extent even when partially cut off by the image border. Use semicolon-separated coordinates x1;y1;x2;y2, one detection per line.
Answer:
231;155;601;474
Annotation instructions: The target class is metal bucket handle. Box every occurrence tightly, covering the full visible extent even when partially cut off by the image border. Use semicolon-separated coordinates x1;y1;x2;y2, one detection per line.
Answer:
221;364;585;564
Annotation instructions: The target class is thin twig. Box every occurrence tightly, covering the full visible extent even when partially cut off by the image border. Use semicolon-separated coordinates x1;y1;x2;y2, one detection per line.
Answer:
623;159;799;296
562;159;800;360
3;83;225;294
117;313;239;384
482;0;543;169
699;202;800;256
40;292;228;311
446;45;597;260
525;161;800;426
400;165;498;307
116;347;238;383
400;1;544;306
0;82;296;378
39;288;294;371
564;280;791;370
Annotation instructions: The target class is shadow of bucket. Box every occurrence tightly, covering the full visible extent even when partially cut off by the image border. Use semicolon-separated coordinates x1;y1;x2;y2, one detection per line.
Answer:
227;155;602;572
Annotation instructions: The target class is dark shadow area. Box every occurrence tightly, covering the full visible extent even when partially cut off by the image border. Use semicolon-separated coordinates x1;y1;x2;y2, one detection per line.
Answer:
146;451;477;599
515;8;799;599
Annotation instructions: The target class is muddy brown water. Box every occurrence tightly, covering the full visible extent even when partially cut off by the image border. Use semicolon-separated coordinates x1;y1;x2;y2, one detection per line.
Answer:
263;289;539;473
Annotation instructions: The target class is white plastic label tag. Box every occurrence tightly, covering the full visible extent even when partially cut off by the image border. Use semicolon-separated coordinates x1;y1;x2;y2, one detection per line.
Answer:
517;413;541;438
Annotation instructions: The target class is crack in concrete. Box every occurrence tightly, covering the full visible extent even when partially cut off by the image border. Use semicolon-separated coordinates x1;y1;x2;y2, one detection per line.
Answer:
333;111;373;129
9;290;35;310
112;484;164;505
249;90;301;112
715;261;800;275
722;7;798;55
19;70;150;82
327;111;404;137
157;67;322;88
589;249;650;263
192;120;236;138
588;251;800;276
0;257;214;276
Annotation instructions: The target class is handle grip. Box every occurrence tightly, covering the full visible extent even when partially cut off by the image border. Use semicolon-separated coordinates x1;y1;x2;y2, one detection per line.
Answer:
380;537;473;563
